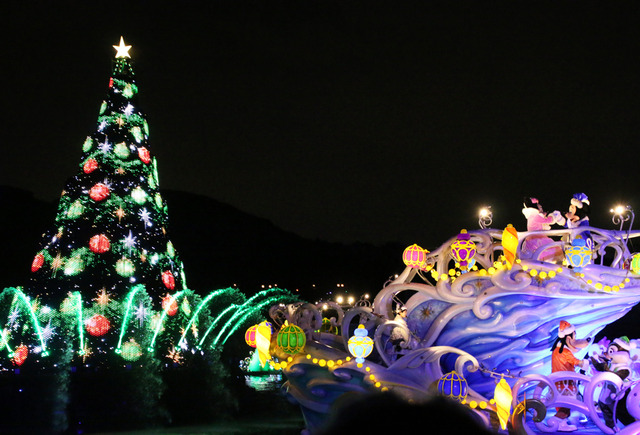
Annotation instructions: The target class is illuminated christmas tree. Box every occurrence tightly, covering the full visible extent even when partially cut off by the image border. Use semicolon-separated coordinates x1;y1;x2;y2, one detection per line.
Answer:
29;37;186;305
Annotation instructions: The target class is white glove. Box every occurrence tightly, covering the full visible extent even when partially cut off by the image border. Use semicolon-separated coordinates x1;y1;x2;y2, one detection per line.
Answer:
552;210;566;226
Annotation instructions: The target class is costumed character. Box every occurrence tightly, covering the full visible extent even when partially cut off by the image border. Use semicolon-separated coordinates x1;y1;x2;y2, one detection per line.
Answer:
590;336;637;428
558;193;593;250
521;197;564;262
390;306;410;352
549;320;591;432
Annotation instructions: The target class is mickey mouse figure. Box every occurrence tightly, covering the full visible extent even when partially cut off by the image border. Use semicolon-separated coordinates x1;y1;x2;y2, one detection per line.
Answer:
557;193;592;250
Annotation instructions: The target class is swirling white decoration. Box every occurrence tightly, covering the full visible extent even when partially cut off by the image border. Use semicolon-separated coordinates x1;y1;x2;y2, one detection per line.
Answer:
272;226;640;434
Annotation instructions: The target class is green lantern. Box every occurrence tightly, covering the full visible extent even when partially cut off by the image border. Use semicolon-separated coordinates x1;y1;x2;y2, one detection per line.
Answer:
114;142;130;159
631;253;640;274
115;257;135;277
154;193;163;209
143;119;150;136
99;100;107;115
82;137;93;152
131;186;147;204
276;322;306;354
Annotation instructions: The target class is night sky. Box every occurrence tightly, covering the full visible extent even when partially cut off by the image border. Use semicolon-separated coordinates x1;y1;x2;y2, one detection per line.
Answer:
2;2;639;248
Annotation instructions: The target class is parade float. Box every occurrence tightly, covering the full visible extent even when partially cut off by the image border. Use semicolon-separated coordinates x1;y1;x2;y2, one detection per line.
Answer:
258;211;640;434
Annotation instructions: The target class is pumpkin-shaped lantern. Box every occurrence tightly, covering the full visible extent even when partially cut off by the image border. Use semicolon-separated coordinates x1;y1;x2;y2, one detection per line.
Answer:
437;370;468;402
162;294;178;316
277;321;306;354
451;230;476;270
245;324;258;348
348;324;373;365
402;244;427;269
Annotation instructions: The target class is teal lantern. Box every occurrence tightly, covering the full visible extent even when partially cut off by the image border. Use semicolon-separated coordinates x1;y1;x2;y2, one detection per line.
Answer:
347;324;373;364
565;236;591;270
276;322;306;354
438;371;468;402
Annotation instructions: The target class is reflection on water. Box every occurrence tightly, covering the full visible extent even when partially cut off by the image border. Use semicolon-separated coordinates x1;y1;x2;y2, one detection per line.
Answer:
244;373;284;391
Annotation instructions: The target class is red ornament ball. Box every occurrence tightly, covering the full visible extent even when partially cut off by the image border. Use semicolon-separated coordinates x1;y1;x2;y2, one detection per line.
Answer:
31;253;45;272
162;271;175;290
86;314;111;336
138;147;151;164
89;234;110;253
89;183;110;202
83;158;98;174
13;345;28;366
162;294;178;316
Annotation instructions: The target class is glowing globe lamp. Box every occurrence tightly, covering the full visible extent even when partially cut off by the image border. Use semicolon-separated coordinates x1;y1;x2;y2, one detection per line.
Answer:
85;314;111;336
502;224;518;269
89;234;111;253
162;294;178;316
348;324;373;364
494;378;513;430
12;345;28;366
565;236;591;270
631;253;640;274
121;338;142;361
277;322;306;354
31;253;44;273
451;230;476;270
89;183;110;202
245;324;258;348
161;270;175;290
403;244;427;269
437;371;468;402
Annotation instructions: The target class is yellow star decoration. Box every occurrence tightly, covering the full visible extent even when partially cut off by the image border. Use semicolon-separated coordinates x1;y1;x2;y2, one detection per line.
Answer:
113;36;132;58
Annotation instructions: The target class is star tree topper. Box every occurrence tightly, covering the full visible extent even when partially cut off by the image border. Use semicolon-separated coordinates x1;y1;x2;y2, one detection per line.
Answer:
113;36;132;58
